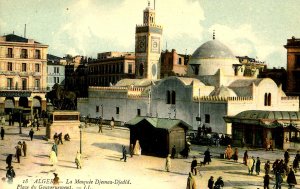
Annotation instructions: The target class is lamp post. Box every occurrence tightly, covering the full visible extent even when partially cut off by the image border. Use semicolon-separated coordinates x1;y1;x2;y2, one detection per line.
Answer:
19;108;23;134
79;123;83;154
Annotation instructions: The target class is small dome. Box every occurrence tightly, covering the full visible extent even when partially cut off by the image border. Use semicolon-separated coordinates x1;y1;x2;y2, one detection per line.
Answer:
191;40;235;60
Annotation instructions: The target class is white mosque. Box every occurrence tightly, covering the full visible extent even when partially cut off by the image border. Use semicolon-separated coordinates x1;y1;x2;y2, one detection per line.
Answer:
77;3;300;149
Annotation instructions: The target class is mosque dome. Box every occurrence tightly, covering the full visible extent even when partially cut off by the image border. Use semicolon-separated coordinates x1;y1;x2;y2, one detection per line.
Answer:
187;39;240;76
191;40;235;59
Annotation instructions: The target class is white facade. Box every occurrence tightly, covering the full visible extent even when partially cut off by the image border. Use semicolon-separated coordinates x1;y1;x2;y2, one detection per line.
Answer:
47;63;65;91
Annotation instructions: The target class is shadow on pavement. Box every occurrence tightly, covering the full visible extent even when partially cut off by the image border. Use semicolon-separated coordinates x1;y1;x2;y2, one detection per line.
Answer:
201;165;245;171
59;165;76;169
105;158;124;162
33;162;52;166
92;142;124;152
34;154;49;158
147;168;187;176
223;170;251;176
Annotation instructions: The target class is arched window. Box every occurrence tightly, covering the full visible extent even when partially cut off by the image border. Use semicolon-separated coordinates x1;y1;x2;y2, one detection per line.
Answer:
268;93;271;106
166;90;171;104
194;66;199;75
171;91;176;104
264;93;268;106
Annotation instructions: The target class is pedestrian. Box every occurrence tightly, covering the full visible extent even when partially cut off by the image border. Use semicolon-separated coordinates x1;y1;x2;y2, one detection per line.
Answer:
129;144;134;158
1;127;4;140
247;156;255;175
53;133;58;144
22;141;27;157
6;154;13;167
265;160;271;175
133;140;141;155
191;156;198;175
53;173;59;185
263;173;270;189
75;151;82;169
284;149;290;165
15;144;22;163
225;145;233;160
208;176;214;189
233;147;238;162
64;133;70;141
204;148;211;165
6;166;15;184
243;150;248;166
120;145;127;162
110;117;115;129
52;143;58;156
275;170;283;189
256;157;261;175
49;150;58;166
58;132;63;144
165;154;171;172
171;145;176;159
8;112;12;126
287;168;297;188
36;120;40;131
214;176;224;189
293;153;299;173
29;128;34;141
186;172;196;189
98;117;103;133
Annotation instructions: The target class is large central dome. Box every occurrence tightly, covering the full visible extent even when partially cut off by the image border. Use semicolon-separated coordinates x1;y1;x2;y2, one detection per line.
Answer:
192;40;235;59
187;39;240;76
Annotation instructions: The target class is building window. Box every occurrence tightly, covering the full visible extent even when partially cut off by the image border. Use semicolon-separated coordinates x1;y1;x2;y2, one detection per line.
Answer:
35;64;40;72
268;93;271;106
194;66;199;75
54;77;60;83
166;90;171;104
22;79;27;90
137;109;141;116
54;67;59;74
296;55;300;68
205;114;210;123
116;107;119;115
178;58;182;65
128;64;133;74
7;48;13;58
22;63;27;72
21;49;28;58
264;93;271;106
96;106;99;113
139;63;144;76
7;62;13;71
7;78;13;90
35;50;41;59
171;91;176;104
34;79;40;90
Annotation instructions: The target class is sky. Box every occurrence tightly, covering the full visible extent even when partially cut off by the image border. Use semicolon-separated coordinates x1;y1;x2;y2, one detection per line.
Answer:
0;0;300;68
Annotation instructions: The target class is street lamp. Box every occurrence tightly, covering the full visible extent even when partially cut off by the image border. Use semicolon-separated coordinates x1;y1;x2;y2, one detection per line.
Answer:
19;108;23;134
79;123;83;154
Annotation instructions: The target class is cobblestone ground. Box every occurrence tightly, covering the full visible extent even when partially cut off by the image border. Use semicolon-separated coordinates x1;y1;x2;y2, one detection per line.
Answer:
0;123;300;189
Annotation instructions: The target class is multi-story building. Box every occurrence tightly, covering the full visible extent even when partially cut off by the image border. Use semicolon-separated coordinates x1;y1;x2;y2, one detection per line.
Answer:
47;55;65;91
64;56;89;97
160;49;189;78
284;36;300;97
88;52;135;86
0;34;48;113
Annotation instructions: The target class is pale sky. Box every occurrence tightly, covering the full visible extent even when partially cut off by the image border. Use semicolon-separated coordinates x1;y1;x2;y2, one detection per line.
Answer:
1;0;300;68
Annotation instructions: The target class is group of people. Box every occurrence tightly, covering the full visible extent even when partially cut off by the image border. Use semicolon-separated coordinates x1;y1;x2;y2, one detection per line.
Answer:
186;173;224;189
53;132;70;144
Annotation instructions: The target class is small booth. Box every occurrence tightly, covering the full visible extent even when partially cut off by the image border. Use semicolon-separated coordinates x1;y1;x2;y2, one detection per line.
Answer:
224;110;300;150
126;116;192;157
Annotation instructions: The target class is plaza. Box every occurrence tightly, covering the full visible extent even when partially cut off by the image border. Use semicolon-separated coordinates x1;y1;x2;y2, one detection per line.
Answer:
0;123;300;189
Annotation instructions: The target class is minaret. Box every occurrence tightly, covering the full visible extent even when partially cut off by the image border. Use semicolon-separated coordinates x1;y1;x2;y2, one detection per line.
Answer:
135;1;163;80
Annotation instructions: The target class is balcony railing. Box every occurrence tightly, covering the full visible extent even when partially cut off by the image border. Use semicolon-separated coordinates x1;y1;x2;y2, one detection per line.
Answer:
20;54;28;59
6;54;14;58
0;87;48;92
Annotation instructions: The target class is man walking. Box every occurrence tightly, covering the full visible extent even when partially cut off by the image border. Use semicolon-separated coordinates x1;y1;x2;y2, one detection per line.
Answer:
15;144;22;163
29;129;34;141
120;145;127;162
22;141;27;157
58;132;63;144
6;166;16;184
1;127;4;140
6;154;13;167
98;117;103;133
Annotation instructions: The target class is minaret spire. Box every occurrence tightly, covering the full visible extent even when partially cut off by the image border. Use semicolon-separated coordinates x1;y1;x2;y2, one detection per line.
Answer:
148;0;150;7
213;30;215;40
